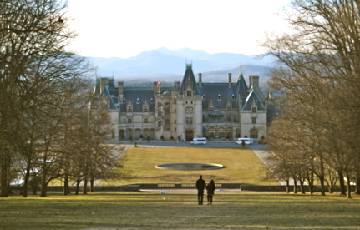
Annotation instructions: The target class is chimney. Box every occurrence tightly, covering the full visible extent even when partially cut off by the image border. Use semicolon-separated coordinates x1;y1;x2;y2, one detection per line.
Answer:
118;81;124;102
228;73;232;88
199;73;202;88
100;77;108;94
153;81;160;95
249;75;260;89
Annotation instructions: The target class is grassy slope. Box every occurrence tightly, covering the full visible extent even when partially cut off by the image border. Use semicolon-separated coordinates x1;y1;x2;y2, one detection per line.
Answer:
1;193;360;229
107;146;276;185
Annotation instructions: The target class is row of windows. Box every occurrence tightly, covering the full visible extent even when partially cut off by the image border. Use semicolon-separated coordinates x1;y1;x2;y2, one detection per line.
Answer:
127;103;257;113
202;94;236;101
125;117;256;124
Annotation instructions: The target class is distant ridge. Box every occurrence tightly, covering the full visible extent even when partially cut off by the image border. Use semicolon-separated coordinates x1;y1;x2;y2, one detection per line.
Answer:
88;47;275;88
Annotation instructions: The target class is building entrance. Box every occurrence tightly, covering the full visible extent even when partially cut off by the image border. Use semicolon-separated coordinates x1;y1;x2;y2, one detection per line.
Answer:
185;130;194;141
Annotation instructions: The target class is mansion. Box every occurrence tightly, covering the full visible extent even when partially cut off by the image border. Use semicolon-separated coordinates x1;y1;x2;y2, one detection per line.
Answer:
92;64;268;142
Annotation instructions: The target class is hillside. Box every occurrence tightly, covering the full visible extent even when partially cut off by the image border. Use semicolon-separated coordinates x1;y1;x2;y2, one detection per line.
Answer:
88;47;275;88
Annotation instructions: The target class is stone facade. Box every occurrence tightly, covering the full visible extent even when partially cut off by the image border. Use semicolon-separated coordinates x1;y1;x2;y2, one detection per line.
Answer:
92;64;267;142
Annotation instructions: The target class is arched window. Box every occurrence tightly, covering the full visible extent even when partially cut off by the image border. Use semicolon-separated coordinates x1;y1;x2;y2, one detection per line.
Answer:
209;127;215;137
250;128;258;138
236;128;241;138
185;106;193;114
218;127;226;137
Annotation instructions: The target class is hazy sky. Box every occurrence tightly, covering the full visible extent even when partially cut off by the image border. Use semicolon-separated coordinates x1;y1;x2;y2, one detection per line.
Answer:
67;0;292;58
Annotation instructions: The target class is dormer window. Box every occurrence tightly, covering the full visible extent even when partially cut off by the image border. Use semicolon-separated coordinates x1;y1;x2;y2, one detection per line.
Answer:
232;94;235;101
150;98;154;104
203;94;206;101
251;100;257;113
217;94;221;101
136;97;140;104
186;91;192;96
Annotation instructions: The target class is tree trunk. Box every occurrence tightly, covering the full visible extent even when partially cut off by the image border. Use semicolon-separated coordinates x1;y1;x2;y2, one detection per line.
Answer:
293;178;298;194
299;180;305;194
90;176;95;192
346;176;352;199
0;156;10;197
32;174;39;195
319;176;326;196
285;179;290;193
338;170;346;196
40;181;48;197
83;176;88;194
355;177;360;194
63;174;69;195
23;157;32;197
75;177;80;195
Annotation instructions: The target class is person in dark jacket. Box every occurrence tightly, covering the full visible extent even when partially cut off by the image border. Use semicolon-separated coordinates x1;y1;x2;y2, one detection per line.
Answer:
196;175;206;205
206;179;216;205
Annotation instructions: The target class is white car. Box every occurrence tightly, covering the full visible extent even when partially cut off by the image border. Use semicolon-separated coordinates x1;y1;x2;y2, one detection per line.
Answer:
190;137;207;145
236;138;253;145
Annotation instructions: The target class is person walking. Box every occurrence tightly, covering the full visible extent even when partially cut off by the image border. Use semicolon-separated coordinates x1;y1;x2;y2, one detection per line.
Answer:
206;179;216;205
196;175;206;205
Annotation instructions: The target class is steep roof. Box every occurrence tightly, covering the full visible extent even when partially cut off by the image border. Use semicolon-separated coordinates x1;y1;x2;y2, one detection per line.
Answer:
99;85;118;110
199;83;237;109
242;89;266;111
179;64;201;95
236;73;248;102
121;87;155;112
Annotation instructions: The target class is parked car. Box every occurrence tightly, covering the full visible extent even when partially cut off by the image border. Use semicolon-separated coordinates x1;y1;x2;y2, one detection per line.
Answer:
190;137;207;145
236;138;253;145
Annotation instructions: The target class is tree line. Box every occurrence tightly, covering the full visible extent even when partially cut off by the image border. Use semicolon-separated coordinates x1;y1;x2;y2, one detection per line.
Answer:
263;0;360;198
0;0;131;197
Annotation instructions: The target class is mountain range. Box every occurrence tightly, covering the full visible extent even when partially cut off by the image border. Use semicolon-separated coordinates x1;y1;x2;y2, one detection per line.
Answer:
88;47;276;88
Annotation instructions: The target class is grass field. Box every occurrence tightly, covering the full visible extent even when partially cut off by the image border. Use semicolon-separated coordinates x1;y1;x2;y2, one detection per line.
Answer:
1;192;360;229
3;146;360;229
106;146;277;186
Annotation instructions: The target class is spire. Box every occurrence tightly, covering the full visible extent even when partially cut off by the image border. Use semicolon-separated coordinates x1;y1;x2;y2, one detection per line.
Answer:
237;65;243;80
179;63;200;96
236;66;248;100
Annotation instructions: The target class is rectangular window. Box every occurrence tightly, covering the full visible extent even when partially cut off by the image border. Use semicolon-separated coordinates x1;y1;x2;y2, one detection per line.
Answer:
144;117;148;123
251;107;257;113
251;117;256;124
128;118;132;123
186;117;193;124
187;91;192;96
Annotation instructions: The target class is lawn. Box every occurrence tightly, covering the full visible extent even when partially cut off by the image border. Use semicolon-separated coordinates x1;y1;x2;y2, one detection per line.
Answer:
105;146;277;185
1;192;359;229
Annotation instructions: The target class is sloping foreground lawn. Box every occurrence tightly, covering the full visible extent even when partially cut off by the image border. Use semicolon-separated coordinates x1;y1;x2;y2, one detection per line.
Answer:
110;146;276;185
1;192;359;229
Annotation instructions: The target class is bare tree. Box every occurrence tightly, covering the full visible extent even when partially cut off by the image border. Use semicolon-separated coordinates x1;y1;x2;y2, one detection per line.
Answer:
263;0;360;198
0;0;94;197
